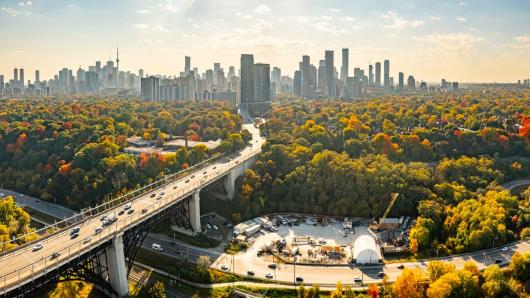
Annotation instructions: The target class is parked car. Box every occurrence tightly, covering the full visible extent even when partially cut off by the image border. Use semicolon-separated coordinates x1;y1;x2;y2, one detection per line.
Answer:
152;243;163;251
32;242;43;251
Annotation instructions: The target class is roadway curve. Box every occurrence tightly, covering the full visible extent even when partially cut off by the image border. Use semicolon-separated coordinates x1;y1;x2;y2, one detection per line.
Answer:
503;179;530;191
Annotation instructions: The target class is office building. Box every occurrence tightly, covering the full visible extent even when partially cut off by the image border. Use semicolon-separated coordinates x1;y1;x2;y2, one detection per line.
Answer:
407;75;416;90
383;59;389;89
369;65;374;86
253;63;270;103
324;50;335;98
294;70;301;96
341;48;349;81
139;69;144;78
141;76;160;101
317;60;326;93
271;67;281;97
375;62;381;87
398;72;404;92
301;55;310;98
240;54;254;106
185;56;191;75
20;68;24;89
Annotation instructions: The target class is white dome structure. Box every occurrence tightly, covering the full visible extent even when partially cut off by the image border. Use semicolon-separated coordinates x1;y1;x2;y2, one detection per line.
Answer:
353;235;381;264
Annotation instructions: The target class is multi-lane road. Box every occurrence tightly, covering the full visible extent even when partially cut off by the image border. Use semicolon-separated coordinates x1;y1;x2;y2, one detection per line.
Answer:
0;188;77;220
0;123;265;293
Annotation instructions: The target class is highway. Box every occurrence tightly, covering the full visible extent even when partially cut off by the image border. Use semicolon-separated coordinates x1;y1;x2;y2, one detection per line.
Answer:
0;188;77;220
0;123;265;294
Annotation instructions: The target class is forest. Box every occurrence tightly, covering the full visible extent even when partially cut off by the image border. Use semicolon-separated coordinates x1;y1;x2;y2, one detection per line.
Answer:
0;98;245;210
233;90;530;254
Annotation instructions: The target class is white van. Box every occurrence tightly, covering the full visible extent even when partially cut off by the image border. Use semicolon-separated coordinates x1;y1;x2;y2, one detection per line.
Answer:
152;243;163;251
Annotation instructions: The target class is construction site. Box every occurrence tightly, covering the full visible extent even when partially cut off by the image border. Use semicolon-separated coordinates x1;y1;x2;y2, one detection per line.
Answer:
233;193;414;265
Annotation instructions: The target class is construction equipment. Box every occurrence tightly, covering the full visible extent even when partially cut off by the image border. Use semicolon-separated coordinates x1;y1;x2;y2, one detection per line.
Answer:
369;193;400;231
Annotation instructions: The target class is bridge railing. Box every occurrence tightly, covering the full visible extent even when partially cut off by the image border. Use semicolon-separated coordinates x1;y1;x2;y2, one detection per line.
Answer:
0;148;242;257
0;146;263;293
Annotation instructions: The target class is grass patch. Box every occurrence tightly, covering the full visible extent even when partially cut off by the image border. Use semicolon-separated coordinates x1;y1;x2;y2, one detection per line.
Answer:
225;242;248;254
152;219;221;248
135;247;239;284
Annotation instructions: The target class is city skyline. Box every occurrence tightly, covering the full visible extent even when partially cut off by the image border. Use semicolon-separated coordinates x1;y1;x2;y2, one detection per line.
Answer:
1;0;529;82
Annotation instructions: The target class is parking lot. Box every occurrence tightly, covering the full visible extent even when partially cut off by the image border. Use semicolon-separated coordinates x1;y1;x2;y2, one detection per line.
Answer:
237;218;378;265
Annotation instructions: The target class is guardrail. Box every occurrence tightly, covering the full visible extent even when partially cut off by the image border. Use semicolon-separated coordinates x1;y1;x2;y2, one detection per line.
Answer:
0;146;262;293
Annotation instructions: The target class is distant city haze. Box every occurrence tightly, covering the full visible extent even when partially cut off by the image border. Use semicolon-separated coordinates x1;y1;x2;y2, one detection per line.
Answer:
1;0;529;82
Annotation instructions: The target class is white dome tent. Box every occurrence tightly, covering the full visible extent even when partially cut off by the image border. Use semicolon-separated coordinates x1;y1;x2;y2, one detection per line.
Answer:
353;235;381;264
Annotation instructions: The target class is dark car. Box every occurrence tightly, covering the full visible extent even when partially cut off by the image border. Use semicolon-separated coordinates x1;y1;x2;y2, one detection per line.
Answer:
141;208;148;214
51;252;61;259
247;270;255;276
185;179;190;183
169;241;176;246
150;193;156;198
495;259;502;264
127;209;134;214
295;276;303;283
70;232;79;239
397;264;405;269
118;209;125;216
268;263;277;269
378;271;386;277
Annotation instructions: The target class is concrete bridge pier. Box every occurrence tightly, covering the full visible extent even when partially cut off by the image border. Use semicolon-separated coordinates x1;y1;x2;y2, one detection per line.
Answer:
189;189;201;235
106;233;129;297
223;155;258;200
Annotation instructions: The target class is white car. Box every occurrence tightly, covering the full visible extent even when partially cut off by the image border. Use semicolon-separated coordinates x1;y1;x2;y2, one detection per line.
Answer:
501;247;508;251
220;264;229;271
32;242;43;251
212;225;219;230
206;223;212;229
152;243;163;251
124;203;132;210
265;273;273;279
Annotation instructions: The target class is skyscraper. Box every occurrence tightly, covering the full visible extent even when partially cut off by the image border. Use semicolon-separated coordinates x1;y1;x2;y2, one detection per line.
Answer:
240;54;254;106
185;56;191;75
294;70;301;97
35;70;40;84
375;62;381;87
368;64;374;86
407;75;416;90
139;69;144;78
383;59;390;89
253;63;270;103
301;55;310;98
341;48;349;81
20;68;24;88
398;72;404;92
141;76;160;101
324;50;335;98
14;68;18;87
271;67;281;96
317;60;326;93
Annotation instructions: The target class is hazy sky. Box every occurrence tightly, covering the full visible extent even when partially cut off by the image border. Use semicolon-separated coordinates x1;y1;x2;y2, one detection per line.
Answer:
1;0;529;82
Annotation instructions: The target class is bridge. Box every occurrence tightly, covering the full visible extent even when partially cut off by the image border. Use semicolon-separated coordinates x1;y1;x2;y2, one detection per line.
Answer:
0;123;264;297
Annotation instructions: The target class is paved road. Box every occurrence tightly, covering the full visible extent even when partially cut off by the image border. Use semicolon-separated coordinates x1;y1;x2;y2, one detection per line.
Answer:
0;123;264;294
503;179;530;191
141;235;221;263
0;189;77;220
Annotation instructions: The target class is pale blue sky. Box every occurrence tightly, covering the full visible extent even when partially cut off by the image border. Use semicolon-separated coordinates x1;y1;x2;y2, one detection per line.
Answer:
1;0;529;82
